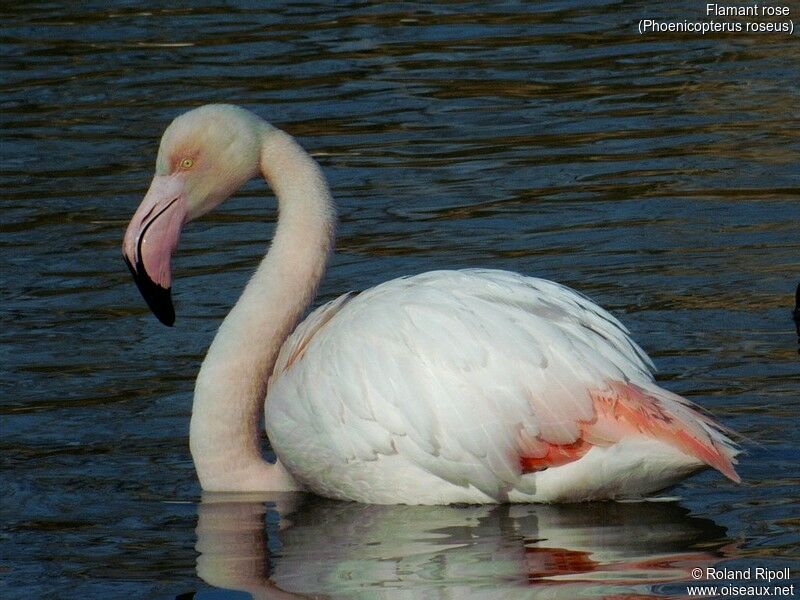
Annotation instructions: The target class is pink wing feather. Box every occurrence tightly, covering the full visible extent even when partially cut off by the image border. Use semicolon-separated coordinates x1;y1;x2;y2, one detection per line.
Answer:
519;381;740;481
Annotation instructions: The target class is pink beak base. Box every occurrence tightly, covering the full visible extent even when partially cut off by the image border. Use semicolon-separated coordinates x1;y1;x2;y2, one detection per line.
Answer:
122;176;188;326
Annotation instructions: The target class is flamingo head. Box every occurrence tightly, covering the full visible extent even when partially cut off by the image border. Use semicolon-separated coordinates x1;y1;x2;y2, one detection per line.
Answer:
122;104;270;325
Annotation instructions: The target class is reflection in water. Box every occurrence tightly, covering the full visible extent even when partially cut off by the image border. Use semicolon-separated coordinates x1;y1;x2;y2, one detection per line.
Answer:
195;493;728;599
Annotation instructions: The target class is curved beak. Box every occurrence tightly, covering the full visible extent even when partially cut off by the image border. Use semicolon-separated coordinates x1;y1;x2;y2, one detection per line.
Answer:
122;175;189;326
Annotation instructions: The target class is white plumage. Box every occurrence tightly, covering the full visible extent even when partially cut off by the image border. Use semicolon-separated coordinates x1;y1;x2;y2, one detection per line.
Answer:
268;270;735;503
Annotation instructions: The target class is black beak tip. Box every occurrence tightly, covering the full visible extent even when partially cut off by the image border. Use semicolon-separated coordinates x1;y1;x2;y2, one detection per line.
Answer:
124;255;176;327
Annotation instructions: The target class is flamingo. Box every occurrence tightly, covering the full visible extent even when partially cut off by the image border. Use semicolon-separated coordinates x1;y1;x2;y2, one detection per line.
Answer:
122;104;739;504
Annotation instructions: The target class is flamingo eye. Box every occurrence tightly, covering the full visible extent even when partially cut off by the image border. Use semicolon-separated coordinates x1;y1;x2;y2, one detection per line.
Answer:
180;158;194;169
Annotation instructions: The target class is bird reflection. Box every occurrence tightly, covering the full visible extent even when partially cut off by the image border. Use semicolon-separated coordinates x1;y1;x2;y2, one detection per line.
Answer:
192;493;729;599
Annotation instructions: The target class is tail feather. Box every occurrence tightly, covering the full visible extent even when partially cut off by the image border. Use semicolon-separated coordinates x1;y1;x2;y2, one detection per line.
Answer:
589;382;741;483
516;380;740;483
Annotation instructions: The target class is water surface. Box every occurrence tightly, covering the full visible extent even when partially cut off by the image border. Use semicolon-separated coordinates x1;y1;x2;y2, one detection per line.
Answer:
2;1;799;598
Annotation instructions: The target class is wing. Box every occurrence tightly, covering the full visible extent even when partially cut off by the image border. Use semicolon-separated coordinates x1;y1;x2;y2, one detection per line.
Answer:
272;291;357;375
268;269;738;498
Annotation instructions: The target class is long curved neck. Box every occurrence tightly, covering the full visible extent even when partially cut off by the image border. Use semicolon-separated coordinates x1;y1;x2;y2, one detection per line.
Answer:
190;129;335;491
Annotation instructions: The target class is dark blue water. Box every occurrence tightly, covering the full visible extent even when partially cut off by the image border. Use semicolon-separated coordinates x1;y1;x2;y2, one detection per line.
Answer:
2;2;799;598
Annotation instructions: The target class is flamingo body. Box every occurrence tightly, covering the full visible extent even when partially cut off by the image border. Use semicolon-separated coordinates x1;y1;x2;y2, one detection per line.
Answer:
122;105;739;504
268;269;737;504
